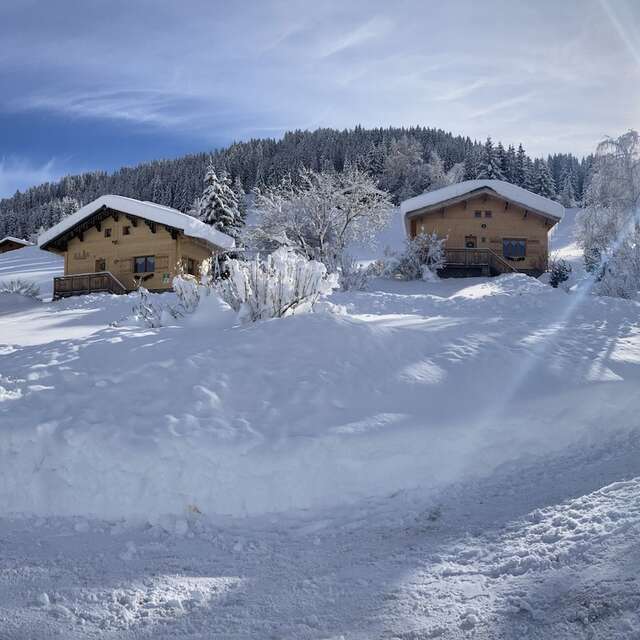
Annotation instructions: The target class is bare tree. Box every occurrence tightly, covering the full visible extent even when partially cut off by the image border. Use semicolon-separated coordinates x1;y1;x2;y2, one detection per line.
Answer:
249;167;393;269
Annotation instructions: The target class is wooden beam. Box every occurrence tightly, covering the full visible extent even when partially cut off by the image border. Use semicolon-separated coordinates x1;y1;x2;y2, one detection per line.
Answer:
504;201;509;210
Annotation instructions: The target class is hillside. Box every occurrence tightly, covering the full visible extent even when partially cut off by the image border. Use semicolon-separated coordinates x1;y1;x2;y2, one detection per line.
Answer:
0;125;590;242
1;214;640;637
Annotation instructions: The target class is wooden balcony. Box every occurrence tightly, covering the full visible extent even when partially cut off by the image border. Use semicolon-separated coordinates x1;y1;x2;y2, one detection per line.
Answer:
53;271;127;300
443;248;519;276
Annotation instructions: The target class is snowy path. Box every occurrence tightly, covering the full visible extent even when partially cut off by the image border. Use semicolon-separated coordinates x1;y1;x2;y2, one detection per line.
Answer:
1;427;639;639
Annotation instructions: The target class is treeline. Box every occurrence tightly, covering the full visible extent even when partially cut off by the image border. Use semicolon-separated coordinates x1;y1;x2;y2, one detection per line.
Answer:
0;125;593;240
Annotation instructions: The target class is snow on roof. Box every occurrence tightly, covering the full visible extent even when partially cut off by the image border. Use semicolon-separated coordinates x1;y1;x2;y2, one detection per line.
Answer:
0;236;32;246
38;195;235;250
400;180;564;222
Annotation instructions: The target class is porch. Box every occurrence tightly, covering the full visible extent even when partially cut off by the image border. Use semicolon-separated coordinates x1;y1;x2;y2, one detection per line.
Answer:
441;248;520;278
53;271;127;300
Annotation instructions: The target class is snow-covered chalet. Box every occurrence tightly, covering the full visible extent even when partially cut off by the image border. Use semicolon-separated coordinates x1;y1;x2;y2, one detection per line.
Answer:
38;195;234;299
401;179;564;277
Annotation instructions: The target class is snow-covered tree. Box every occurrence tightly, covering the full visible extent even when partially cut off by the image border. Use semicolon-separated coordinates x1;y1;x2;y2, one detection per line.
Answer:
515;144;528;187
576;131;640;298
532;159;556;198
425;152;465;191
476;137;505;180
379;135;428;201
559;170;577;207
251;167;393;269
197;161;242;239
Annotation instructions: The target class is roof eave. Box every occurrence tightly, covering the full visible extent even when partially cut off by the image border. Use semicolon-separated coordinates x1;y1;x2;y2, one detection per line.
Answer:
403;187;561;224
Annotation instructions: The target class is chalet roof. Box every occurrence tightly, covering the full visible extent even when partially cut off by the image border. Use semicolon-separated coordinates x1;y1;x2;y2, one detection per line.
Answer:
400;180;564;222
0;236;32;247
38;195;235;251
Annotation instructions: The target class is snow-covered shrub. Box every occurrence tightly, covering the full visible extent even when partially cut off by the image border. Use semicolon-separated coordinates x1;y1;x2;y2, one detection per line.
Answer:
548;257;572;288
216;247;338;322
383;232;446;280
132;287;164;328
0;279;40;299
338;254;371;291
173;274;201;314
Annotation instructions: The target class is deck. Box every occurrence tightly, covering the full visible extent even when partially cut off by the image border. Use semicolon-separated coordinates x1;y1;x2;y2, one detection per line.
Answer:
53;271;127;300
442;248;519;277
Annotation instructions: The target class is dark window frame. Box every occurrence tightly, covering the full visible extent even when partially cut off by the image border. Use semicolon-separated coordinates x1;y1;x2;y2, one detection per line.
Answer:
95;258;106;272
186;258;197;276
474;210;482;218
134;255;156;273
104;228;112;238
122;226;131;236
503;238;526;261
484;210;492;218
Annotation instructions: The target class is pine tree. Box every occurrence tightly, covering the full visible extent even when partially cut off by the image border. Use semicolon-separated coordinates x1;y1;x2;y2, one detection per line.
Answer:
476;137;505;180
197;161;241;238
515;144;527;187
496;142;508;180
532;159;557;198
505;145;518;184
559;169;576;207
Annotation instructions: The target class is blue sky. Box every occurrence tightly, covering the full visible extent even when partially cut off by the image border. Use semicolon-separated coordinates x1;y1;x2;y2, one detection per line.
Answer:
0;0;638;198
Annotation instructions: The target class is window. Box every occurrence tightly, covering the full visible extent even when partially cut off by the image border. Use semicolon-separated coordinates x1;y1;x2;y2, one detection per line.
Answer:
484;211;492;218
134;256;155;273
122;226;130;236
95;258;106;272
186;258;197;276
481;237;486;243
503;239;526;260
104;228;112;238
474;210;482;218
410;219;417;237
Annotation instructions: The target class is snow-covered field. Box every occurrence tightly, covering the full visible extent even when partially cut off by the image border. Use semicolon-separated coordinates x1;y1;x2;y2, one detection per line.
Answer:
1;218;640;638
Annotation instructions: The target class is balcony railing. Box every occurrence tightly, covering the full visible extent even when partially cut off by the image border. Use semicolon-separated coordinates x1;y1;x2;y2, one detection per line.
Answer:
53;271;127;300
444;248;519;275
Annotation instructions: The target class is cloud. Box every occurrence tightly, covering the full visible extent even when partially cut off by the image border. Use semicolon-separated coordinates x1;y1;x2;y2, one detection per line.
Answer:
0;157;61;199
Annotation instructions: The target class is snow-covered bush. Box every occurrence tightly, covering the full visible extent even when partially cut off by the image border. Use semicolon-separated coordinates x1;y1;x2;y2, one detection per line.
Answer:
0;279;40;299
216;247;338;322
383;232;446;281
132;287;164;328
548;257;572;288
173;274;201;314
337;254;371;291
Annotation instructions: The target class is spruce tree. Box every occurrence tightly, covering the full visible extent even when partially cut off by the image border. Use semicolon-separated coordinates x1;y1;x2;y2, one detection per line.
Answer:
476;137;505;180
197;161;240;239
515;144;527;187
532;159;557;198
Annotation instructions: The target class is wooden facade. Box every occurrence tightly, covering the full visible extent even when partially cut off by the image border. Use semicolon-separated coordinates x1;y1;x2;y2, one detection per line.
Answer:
404;191;558;276
42;205;222;299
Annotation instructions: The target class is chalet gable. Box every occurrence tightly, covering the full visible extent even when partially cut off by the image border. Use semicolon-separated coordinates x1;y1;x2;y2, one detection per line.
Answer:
38;195;234;253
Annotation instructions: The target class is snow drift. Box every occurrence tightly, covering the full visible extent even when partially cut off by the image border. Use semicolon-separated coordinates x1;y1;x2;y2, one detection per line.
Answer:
2;267;640;519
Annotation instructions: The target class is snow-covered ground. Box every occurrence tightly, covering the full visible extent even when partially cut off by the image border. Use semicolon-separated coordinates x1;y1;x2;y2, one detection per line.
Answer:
2;217;640;638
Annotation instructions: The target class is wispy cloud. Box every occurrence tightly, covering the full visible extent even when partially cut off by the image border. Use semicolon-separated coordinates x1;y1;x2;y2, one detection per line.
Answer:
319;15;394;58
0;157;61;198
468;93;535;120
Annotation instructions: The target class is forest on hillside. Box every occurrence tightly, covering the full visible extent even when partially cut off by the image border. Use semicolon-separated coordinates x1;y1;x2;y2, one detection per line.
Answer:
0;125;592;241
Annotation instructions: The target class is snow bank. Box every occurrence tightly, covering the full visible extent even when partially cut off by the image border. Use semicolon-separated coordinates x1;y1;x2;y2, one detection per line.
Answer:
2;270;640;520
